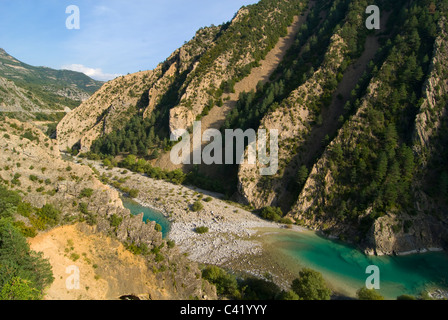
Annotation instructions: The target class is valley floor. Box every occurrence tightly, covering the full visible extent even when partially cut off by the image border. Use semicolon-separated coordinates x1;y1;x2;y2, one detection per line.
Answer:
78;157;306;289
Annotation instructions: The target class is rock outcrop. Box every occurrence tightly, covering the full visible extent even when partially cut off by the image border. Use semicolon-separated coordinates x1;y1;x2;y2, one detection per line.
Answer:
365;18;448;256
57;70;157;152
365;213;447;256
413;18;448;162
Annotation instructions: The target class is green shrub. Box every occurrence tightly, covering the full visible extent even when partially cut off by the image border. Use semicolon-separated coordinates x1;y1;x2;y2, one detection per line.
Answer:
17;202;34;217
279;217;293;225
194;226;209;234
202;266;240;298
260;206;283;222
29;216;47;231
110;214;123;229
155;253;164;263
36;204;61;227
13;221;37;238
191;201;204;212
103;159;112;167
78;202;89;215
0;277;41;300
70;253;80;262
357;288;384;300
278;290;300;300
79;188;94;198
167;240;175;249
126;242;151;256
128;189;139;198
291;268;331;300
239;277;282;300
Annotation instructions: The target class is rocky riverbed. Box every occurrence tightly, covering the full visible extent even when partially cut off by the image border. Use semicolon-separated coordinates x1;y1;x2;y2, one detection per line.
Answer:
77;158;305;270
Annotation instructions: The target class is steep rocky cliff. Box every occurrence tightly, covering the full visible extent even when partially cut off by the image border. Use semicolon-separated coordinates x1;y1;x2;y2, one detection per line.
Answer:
238;31;347;209
364;17;448;255
168;1;306;133
57;70;157;152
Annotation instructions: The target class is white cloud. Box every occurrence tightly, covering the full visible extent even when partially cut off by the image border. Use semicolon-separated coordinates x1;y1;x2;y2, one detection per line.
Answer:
61;64;121;81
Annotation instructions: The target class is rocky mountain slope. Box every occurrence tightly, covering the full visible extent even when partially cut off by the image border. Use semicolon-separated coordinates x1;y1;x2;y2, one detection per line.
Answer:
287;1;448;254
57;25;222;153
57;0;306;154
0;116;216;299
55;0;448;255
0;48;102;121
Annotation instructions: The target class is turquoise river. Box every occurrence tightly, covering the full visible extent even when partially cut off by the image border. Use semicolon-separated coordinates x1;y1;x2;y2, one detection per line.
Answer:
260;229;448;299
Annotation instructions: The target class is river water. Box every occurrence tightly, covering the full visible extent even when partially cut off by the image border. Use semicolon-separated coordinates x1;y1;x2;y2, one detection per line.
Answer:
122;198;171;238
261;229;448;299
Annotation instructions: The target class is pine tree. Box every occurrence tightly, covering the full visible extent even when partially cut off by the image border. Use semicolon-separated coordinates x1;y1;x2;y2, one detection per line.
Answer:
439;171;448;198
375;152;388;183
0;219;54;297
296;165;309;187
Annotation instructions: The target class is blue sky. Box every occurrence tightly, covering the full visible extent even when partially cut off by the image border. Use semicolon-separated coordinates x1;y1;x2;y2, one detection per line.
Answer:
0;0;258;81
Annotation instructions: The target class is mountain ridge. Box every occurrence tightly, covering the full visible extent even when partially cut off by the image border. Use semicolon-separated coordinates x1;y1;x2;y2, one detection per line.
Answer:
0;48;103;121
56;0;448;255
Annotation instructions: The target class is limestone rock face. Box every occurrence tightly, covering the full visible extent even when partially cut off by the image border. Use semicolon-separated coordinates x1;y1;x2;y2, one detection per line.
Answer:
116;213;162;248
413;18;448;162
287;18;448;256
365;214;448;256
169;106;196;134
365;17;448;256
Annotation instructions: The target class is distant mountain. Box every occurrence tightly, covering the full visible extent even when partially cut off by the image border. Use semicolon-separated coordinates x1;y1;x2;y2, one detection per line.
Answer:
0;48;103;121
